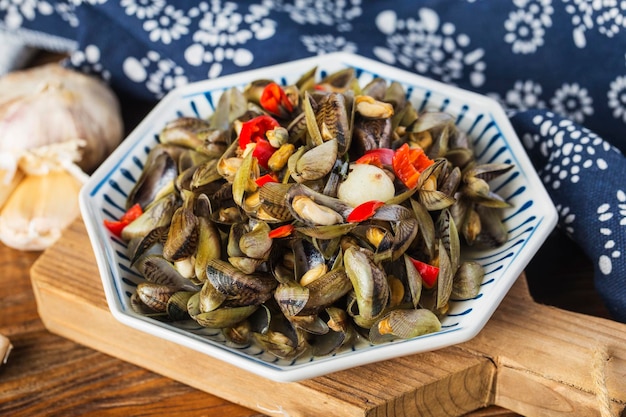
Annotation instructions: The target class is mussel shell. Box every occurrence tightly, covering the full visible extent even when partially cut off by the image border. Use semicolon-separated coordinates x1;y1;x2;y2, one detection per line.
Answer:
129;225;169;265
287;314;329;335
285;184;352;225
228;256;265;275
403;254;423;309
130;292;162;316
384;81;408;111
361;77;388;100
134;254;200;292
121;193;179;241
437;209;460;274
445;147;474;170
259;182;294;221
309;307;355;356
166;291;195;320
253;315;309;359
190;159;223;192
211;86;248;131
227;222;247;258
136;282;177;313
410;199;437;260
460;204;481;246
199;280;227;313
315;93;353;156
410;111;454;133
435;239;454;311
239;221;272;260
368;308;441;344
370;204;413;221
451;261;485;300
274;280;310;317
295;223;357;239
318;67;356;92
461;164;513;208
195;305;259;329
310;324;353;356
472;205;508;248
127;145;179;209
159;117;228;155
301;267;352;316
293;139;338;182
163;197;199;262
343;246;390;320
292;237;326;282
223;320;253;346
350;116;392;159
194;195;222;282
232;150;257;207
390;217;419;261
467;162;515;183
205;259;277;306
439;165;462;197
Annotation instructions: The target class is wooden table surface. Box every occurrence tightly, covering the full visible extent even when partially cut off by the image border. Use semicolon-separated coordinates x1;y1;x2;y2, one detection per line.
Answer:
0;223;613;416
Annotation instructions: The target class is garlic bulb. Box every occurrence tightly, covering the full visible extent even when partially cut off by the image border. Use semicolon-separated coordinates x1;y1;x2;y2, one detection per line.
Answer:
0;63;124;180
0;64;124;250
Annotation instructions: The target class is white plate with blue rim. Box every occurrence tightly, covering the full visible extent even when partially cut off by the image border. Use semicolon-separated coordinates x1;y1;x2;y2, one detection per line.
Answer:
79;52;557;382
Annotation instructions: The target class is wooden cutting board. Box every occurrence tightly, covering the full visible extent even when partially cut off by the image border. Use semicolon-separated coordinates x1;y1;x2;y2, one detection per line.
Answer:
30;219;626;417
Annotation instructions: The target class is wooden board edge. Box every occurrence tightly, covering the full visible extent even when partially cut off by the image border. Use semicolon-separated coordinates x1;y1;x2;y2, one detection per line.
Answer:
494;365;626;417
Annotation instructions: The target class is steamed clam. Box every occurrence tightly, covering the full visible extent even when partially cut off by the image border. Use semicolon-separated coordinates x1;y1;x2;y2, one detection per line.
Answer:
111;65;515;359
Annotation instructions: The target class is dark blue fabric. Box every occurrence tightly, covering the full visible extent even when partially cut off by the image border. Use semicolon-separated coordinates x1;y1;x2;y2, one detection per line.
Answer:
2;0;625;322
510;110;626;321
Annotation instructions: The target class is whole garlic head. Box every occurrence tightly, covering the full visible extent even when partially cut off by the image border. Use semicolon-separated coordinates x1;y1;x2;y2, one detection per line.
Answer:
0;64;124;180
0;64;124;251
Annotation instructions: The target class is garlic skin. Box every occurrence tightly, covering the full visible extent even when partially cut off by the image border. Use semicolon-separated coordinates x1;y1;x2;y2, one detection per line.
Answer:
0;64;124;180
0;64;124;251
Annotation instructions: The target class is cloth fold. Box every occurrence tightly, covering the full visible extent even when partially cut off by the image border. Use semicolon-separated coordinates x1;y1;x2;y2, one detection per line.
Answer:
1;1;625;322
511;110;626;322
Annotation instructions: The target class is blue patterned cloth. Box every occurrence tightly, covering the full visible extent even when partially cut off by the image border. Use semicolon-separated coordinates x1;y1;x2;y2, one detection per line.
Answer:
2;1;625;322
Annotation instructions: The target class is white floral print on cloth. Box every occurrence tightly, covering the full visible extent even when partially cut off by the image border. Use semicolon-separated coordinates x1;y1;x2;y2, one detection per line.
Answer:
1;0;626;321
511;110;626;321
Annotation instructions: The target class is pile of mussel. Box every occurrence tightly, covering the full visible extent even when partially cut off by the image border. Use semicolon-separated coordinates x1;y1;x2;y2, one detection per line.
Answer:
118;67;514;359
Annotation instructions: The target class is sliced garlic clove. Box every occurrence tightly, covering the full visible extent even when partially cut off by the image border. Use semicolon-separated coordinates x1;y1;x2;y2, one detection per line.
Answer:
0;168;24;210
0;170;82;251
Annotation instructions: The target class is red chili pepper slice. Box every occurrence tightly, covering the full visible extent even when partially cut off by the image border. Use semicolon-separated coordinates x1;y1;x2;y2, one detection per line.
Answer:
268;224;294;239
103;220;126;237
260;82;293;118
346;200;385;223
255;172;279;187
103;203;143;238
408;257;440;288
392;143;434;189
355;148;395;168
252;138;276;170
239;115;280;150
